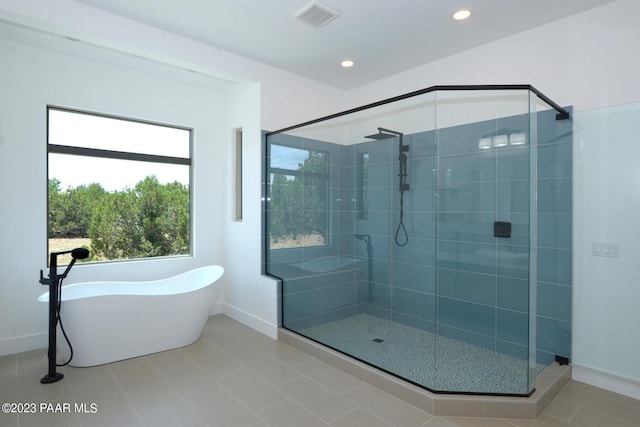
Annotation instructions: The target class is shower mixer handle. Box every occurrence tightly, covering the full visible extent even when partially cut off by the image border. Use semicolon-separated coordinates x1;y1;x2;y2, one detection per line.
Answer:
39;270;50;286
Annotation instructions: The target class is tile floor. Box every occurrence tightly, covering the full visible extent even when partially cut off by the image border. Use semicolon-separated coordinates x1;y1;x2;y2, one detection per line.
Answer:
0;314;638;427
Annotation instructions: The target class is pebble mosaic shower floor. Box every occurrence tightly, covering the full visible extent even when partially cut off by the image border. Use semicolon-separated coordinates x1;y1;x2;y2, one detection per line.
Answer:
301;313;547;395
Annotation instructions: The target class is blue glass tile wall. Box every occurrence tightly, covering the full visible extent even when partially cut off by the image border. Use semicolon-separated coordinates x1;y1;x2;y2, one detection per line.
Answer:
267;108;572;367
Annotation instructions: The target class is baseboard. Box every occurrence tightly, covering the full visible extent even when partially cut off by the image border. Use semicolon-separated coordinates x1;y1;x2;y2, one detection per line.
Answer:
572;363;640;400
0;332;47;356
222;303;278;339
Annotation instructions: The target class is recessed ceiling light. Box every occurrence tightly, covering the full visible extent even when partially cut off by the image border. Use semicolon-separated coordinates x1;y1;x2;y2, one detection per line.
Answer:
341;59;355;68
453;9;471;21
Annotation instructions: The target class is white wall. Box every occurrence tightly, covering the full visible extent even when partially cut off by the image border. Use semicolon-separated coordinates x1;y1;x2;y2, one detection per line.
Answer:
572;103;640;399
0;37;229;354
343;0;640;398
221;83;279;338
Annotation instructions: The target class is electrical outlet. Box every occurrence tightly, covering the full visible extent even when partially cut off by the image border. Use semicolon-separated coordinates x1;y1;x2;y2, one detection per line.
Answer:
592;242;620;257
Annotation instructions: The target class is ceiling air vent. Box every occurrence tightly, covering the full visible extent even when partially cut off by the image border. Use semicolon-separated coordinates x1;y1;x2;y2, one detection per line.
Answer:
293;1;339;28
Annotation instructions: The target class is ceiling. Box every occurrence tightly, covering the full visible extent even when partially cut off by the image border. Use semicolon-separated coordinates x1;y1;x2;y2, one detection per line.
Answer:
71;0;617;89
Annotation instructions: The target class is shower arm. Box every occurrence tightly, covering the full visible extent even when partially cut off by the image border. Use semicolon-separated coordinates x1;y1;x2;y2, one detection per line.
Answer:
377;127;407;151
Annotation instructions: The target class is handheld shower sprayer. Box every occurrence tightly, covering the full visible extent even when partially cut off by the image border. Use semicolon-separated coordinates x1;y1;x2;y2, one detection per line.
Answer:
68;247;90;259
364;127;409;246
39;247;89;384
60;248;89;278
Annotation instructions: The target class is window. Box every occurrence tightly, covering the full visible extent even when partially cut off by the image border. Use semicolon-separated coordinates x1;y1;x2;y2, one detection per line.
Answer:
47;107;191;264
268;143;328;249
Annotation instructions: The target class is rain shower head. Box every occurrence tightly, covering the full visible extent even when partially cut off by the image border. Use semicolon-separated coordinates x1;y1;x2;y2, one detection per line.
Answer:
364;131;395;140
364;127;403;140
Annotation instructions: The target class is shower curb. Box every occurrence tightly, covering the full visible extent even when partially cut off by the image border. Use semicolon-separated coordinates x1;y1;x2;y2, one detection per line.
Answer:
279;328;571;419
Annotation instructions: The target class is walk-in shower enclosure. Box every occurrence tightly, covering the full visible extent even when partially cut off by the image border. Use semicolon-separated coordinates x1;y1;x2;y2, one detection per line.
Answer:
264;85;572;396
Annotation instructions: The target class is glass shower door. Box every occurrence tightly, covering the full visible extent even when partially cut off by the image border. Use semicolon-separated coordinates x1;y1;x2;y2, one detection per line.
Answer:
433;90;534;394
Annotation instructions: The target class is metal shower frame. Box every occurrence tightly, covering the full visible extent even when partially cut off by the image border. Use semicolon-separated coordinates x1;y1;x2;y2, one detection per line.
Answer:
266;84;570;137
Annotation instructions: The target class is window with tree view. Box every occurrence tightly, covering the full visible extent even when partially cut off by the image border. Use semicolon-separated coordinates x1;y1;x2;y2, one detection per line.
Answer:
268;144;328;249
47;107;191;264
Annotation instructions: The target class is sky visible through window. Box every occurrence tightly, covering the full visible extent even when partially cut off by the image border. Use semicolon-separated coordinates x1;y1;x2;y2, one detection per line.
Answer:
270;144;310;170
48;109;190;192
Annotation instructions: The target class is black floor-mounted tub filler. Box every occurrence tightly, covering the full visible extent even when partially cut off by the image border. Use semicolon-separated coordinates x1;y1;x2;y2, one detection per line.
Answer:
38;247;89;384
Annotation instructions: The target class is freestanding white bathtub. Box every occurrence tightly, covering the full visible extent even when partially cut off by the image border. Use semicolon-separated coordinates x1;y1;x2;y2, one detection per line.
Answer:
38;265;224;367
